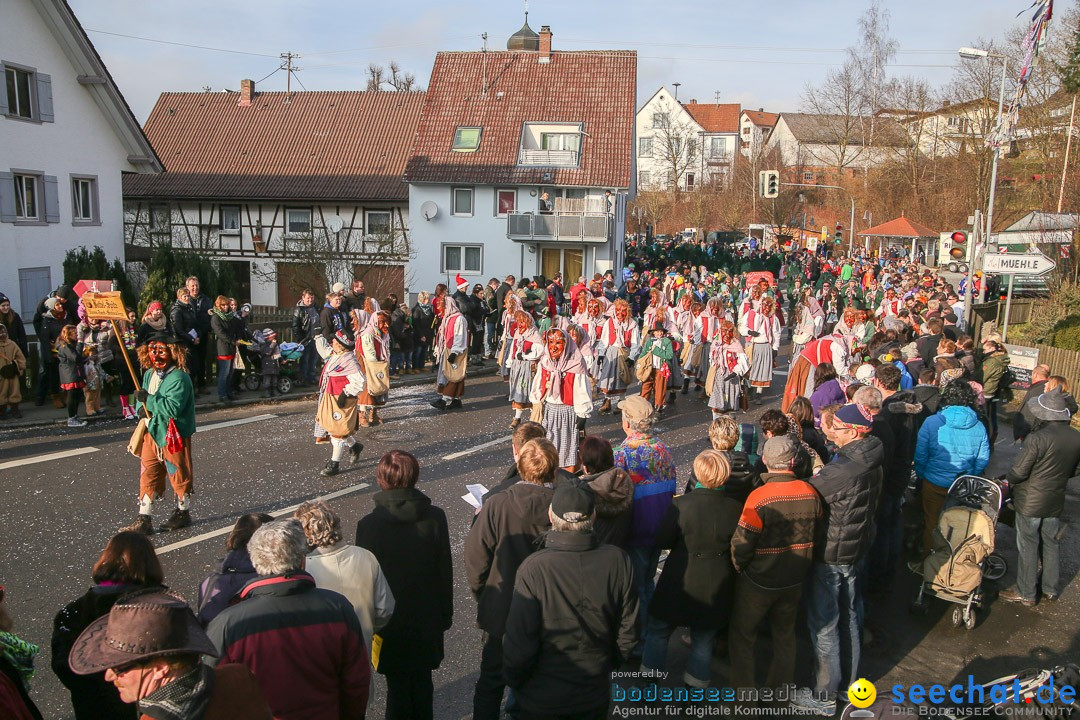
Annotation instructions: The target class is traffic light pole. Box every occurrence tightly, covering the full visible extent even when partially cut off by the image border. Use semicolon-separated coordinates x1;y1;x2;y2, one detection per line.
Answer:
782;183;855;255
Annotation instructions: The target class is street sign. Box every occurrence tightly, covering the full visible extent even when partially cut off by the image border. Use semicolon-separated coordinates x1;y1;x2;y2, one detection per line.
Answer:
73;279;114;297
82;291;127;321
981;252;1056;276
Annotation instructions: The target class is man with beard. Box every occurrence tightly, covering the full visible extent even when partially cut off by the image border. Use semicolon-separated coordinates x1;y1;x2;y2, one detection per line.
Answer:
123;333;197;534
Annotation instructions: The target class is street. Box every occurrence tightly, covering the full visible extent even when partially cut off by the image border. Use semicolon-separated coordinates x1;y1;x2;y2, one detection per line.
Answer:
2;367;1078;719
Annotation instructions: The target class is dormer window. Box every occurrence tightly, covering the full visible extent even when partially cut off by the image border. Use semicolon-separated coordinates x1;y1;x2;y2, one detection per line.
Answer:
518;122;582;167
452;126;482;152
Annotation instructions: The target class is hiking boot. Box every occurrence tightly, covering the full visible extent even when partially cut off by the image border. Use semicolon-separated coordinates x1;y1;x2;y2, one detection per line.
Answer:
349;442;364;465
789;688;835;717
999;587;1036;607
320;460;340;477
509;417;521;430
430;398;447;412
161;508;192;531
448;398;463;410
599;398;612;414
121;514;153;535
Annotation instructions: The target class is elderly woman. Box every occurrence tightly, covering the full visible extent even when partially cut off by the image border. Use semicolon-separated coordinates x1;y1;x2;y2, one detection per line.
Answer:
52;532;166;719
643;450;741;688
356;451;453;720
296;501;395;670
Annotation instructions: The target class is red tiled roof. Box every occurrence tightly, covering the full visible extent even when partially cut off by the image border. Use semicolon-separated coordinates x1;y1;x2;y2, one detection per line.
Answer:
404;50;636;187
682;101;741;133
123;90;426;201
858;215;938;238
743;110;779;128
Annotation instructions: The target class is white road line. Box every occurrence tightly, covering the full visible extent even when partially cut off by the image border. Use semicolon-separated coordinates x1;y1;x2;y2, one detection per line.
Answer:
157;481;371;555
773;370;789;375
199;414;277;433
0;447;99;471
443;436;512;461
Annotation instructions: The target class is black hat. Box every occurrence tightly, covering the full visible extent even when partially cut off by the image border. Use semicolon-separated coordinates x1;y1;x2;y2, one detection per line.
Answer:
651;320;666;333
0;293;8;305
551;480;595;522
333;330;354;349
141;331;182;346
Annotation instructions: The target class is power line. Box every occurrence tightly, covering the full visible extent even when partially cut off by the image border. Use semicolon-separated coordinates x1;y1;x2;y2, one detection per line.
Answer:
637;54;954;68
84;28;279;58
559;37;957;55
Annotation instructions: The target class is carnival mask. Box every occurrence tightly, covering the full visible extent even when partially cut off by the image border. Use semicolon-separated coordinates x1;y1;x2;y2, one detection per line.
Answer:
148;341;173;370
615;305;628;322
377;315;390;335
547;331;566;360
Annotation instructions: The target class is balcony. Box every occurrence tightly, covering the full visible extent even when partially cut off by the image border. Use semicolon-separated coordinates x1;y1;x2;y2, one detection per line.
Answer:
517;148;580;167
507;212;611;244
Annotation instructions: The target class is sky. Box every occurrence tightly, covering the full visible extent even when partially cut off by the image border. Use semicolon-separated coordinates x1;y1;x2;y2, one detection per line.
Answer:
66;0;1054;123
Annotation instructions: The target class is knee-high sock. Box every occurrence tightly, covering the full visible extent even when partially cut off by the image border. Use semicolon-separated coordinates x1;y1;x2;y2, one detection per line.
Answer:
514;408;525;419
331;438;346;462
176;494;189;511
139;494;153;515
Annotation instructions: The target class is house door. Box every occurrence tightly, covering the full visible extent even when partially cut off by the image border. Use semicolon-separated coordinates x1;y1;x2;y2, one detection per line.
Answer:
539;247;584;282
18;266;51;319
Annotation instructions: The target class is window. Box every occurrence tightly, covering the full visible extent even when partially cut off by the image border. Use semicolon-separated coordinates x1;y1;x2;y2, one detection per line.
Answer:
638;137;653;157
220;205;240;233
742;126;751;135
286;208;311;235
71;176;98;224
150;204;170;232
2;63;52;122
365;209;392;235
19;267;50;319
803;172;814;182
652;112;669;129
638;170;651;188
451;187;473;216
5;67;32;118
540;133;580;152
452;126;482;152
442;244;482;273
709;137;726;158
496;189;516;216
685;173;695;191
13;173;38;219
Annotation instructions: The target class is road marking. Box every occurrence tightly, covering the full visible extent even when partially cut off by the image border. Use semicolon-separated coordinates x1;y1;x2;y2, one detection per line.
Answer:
0;447;100;471
443;436;512;461
157;481;370;555
199;414;277;433
773;370;789;375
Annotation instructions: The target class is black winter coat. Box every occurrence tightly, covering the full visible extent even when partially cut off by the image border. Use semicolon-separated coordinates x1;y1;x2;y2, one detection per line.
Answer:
389;307;414;352
38;313;71;357
190;293;213;336
582;467;633;548
292;302;320;345
0;309;28;357
878;391;923;497
464;481;553;635
52;583;161;720
355;488;453;672
649;487;741;629
686;450;761;506
1012;380;1046;441
1007;421;1080;518
914;384;940;421
503;531;637;717
411;303;434;344
171;299;198;347
810;435;884;565
319;304;349;343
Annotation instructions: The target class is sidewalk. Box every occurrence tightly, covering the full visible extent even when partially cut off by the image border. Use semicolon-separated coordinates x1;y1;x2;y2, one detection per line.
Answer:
0;362;503;431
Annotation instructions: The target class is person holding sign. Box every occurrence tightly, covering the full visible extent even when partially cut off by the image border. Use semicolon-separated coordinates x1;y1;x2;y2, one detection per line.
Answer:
121;333;197;534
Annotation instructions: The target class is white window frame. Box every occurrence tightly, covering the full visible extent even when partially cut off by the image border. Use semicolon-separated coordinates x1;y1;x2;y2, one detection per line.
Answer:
451;126;482;152
638;137;652;157
685;172;695;191
709;136;726;158
13;172;40;220
638;170;651;188
652;112;669;129
451;187;474;217
220;205;241;234
285;207;312;236
4;64;34;119
495;189;516;217
540;132;580;152
442;243;483;274
365;209;393;236
802;172;814;182
70;175;99;225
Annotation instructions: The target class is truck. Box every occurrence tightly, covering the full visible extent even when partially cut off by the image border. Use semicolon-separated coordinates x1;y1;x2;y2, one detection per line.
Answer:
939;231;974;273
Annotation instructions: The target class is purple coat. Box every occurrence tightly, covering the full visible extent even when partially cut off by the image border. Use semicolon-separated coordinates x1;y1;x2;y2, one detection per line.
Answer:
810;379;846;421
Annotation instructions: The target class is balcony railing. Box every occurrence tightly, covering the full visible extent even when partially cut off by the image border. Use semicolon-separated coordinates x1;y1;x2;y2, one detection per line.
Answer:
517;149;581;167
507;212;611;244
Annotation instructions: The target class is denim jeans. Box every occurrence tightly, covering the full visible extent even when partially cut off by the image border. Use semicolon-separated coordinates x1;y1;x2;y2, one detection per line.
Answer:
868;492;904;594
807;562;862;696
412;341;430;372
1014;513;1063;600
390;350;404;374
216;358;233;400
486;318;498;355
642;615;717;686
300;342;320;383
628;546;661;652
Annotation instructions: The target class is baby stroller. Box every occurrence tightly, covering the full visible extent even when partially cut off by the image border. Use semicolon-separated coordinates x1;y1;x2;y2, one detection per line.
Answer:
910;475;1008;629
937;663;1079;718
240;331;303;394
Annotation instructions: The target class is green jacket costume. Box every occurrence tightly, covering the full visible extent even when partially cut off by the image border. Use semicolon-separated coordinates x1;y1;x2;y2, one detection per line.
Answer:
136;367;196;448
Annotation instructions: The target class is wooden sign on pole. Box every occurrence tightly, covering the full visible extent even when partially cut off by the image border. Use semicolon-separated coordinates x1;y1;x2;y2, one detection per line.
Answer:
82;291;128;321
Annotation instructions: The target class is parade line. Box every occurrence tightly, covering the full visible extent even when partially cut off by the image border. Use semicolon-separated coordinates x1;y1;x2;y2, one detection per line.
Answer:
0;447;100;471
157;481;371;555
198;413;277;433
442;436;513;461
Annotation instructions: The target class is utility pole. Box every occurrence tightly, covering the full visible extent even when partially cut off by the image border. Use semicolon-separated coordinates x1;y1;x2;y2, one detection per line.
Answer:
280;52;301;93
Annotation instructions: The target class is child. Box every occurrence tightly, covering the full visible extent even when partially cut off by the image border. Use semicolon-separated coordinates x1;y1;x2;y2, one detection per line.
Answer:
640;320;675;414
0;323;27;419
56;324;86;427
82;342;108;416
259;327;281;398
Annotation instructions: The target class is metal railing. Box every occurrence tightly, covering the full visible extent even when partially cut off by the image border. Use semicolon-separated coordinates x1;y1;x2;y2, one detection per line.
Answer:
517;149;580;167
507;212;610;243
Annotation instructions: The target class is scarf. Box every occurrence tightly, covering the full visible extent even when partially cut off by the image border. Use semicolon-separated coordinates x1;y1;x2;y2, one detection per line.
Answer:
0;631;38;684
143;314;167;331
436;296;464;350
211;308;230;324
139;663;215;720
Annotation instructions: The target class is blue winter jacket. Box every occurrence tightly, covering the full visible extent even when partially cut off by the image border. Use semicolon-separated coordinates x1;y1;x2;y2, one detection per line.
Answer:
913;405;990;489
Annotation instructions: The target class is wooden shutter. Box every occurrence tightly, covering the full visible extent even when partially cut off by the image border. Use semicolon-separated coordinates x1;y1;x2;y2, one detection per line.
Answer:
44;175;60;222
36;73;54;122
0;172;15;222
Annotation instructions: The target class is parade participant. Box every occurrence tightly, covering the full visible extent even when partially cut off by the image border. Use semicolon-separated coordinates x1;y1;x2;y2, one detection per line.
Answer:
708;320;749;419
644;288;683;405
740;295;781;401
677;301;704;395
878;286;903;317
315;331;365;477
568;323;598;379
495;292;521;380
789;294;818;365
639;321;676;415
505;309;542;429
782;332;852;413
122;333;197;534
356;305;392;427
530;328;593;470
575;296;608;345
596;299;640;414
693;298;723;399
431;295;469;412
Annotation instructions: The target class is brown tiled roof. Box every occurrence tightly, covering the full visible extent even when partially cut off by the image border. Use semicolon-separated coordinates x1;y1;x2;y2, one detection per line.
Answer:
682;101;741;133
123;90;425;201
743;110;779;128
404;50;636;187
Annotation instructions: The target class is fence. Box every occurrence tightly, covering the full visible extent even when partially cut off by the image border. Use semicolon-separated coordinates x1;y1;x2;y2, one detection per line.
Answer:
1028;344;1080;395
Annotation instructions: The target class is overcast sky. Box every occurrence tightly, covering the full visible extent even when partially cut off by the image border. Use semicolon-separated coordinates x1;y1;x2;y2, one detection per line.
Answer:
68;0;1050;122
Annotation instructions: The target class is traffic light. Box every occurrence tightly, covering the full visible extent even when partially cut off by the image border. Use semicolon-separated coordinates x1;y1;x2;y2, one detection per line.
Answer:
949;231;966;259
834;223;843;245
759;170;780;199
951;231;967;244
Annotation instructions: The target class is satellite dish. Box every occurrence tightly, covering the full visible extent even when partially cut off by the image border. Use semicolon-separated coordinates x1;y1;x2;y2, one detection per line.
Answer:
421;201;439;221
326;214;344;233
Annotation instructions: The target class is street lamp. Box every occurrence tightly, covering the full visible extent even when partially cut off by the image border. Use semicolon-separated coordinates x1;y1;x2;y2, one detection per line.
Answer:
959;46;1008;307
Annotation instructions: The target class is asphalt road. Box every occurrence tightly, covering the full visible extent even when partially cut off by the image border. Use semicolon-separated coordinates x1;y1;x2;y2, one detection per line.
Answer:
2;365;1078;719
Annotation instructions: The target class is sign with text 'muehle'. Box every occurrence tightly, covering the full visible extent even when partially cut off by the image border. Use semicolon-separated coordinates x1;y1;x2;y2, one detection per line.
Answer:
982;251;1057;276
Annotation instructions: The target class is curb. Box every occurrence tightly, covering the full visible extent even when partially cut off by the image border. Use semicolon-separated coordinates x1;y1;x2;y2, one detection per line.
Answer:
0;364;502;432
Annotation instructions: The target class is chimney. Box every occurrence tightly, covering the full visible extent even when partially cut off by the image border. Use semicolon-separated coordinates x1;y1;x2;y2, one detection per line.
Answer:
239;79;255;107
689;99;697;105
539;26;552;64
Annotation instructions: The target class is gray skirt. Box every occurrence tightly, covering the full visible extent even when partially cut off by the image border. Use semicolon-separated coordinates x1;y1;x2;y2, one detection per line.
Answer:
543;402;579;468
596;345;629;393
507;359;533;404
709;369;742;412
748;344;774;387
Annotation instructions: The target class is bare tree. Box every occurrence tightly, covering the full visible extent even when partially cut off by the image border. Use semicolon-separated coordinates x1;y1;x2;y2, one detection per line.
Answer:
850;0;899;177
365;63;385;92
800;59;871;172
365;61;422;92
648;96;700;195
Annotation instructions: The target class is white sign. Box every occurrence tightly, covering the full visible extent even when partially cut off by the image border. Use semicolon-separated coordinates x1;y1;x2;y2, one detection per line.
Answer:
806;237;819;252
981;252;1056;276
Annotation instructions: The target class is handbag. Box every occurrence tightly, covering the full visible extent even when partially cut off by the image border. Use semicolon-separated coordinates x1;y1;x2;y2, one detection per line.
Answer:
316;389;358;437
365;358;391;396
530;400;545;424
705;364;717;396
635;352;654;383
0;361;16;379
233;351;246;372
127;417;148;457
442;355;466;383
616;348;633;385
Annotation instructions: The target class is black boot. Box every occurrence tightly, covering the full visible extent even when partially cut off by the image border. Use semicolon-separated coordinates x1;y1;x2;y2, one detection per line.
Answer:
667;390;677;404
161;508;192;531
430;398;447;412
349;442;364;465
448;398;463;410
681;379;691;395
321;460;340;477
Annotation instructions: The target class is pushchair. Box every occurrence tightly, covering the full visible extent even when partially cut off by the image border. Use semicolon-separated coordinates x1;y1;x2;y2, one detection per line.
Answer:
936;663;1079;718
910;475;1008;630
240;331;303;394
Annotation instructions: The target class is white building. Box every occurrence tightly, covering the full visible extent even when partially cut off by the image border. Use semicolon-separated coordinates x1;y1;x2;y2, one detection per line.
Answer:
1;0;160;318
765;112;911;178
635;87;740;191
404;24;636;294
739;109;779;160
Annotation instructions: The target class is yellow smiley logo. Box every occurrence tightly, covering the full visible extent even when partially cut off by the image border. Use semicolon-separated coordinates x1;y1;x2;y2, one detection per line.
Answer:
848;678;877;709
